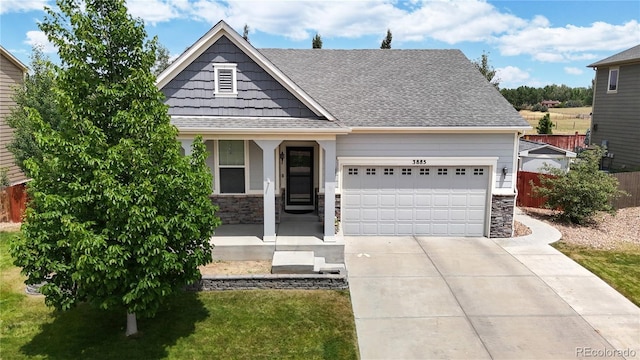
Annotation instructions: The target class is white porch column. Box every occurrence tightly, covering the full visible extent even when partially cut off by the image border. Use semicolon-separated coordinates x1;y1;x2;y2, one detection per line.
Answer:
180;139;194;156
318;140;337;242
254;140;281;242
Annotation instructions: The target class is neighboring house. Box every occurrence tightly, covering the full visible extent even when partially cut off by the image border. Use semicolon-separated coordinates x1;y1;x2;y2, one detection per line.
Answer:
541;100;561;108
518;139;576;173
0;46;27;186
1;46;28;222
156;20;530;241
587;44;640;171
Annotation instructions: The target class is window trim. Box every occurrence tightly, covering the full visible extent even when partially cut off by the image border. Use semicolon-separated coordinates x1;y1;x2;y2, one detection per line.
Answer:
607;67;619;93
214;63;238;97
216;140;250;194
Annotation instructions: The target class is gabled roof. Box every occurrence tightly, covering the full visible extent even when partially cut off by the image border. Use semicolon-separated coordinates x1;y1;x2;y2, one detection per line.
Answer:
0;45;28;72
156;21;334;121
260;49;529;128
588;44;640;67
158;20;529;130
519;139;576;157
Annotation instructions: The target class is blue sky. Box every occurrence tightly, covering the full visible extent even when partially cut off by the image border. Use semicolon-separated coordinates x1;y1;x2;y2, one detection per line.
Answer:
1;0;639;89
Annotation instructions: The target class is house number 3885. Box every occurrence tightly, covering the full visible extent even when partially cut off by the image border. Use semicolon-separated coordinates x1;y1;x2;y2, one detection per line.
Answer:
412;159;427;165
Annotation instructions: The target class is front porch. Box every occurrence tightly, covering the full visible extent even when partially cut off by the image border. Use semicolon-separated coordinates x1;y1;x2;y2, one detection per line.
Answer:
211;212;344;263
180;136;341;244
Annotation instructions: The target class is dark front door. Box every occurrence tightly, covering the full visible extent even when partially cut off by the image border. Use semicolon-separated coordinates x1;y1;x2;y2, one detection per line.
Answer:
286;147;314;208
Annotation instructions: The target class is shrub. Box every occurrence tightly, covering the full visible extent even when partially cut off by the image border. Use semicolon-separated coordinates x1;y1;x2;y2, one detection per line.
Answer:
564;100;584;108
531;103;548;112
532;146;625;224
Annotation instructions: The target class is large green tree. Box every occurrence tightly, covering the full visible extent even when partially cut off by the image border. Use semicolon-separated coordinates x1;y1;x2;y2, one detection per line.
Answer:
10;0;219;337
6;47;62;176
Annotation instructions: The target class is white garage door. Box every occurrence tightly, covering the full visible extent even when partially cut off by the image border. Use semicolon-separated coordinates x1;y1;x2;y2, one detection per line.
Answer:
342;166;489;236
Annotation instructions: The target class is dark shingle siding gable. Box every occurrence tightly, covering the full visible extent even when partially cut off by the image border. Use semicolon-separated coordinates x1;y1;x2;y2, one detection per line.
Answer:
161;36;319;118
259;49;528;128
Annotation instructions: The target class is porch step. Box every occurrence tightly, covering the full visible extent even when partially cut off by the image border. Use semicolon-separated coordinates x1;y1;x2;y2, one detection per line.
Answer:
271;251;346;274
271;251;315;274
313;256;346;274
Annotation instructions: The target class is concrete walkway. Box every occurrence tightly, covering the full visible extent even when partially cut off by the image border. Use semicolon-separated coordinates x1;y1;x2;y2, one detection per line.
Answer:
345;212;639;360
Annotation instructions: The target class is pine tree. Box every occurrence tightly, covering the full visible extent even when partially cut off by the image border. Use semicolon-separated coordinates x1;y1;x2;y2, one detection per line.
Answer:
380;29;392;49
10;0;220;337
536;113;554;134
312;33;322;49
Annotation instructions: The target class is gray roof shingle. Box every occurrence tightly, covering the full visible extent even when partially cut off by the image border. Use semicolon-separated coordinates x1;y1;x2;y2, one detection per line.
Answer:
259;49;528;128
588;44;640;67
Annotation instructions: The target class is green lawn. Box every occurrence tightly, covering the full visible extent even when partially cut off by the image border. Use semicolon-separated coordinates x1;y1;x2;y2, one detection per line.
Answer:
0;231;359;359
552;242;640;307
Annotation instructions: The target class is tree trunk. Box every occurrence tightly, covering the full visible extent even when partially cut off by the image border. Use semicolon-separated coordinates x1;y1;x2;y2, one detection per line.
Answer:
126;312;138;336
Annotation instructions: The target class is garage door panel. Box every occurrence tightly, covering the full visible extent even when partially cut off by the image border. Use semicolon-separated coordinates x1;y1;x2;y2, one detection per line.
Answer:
414;194;432;206
433;195;450;206
379;194;396;206
361;194;379;206
397;194;414;206
433;210;449;220
397;223;414;235
378;223;396;235
415;209;431;220
450;194;469;206
396;209;413;220
450;209;468;220
342;165;488;236
361;209;379;221
379;209;396;220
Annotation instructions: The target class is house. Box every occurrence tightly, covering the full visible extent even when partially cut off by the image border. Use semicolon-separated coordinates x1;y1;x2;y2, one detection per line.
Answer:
0;46;28;222
156;20;530;248
587;44;640;171
541;100;561;108
518;139;576;174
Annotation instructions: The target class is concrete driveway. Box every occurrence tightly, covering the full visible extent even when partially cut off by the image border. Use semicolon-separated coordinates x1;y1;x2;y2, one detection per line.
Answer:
345;235;639;360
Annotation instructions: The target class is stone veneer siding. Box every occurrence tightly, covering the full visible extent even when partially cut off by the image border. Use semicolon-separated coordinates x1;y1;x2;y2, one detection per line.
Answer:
211;194;282;225
317;193;341;223
187;272;348;291
490;194;515;238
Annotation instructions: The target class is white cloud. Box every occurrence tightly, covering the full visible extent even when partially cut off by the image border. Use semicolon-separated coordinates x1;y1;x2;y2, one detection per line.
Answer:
25;30;56;53
496;66;530;86
497;19;640;62
392;0;526;44
126;0;180;25
564;67;583;75
495;65;544;88
0;0;48;14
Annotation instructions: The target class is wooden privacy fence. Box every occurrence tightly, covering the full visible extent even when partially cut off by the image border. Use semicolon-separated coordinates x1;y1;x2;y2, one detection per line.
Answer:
517;170;640;210
516;171;554;208
611;171;640;209
523;133;586;151
0;183;28;223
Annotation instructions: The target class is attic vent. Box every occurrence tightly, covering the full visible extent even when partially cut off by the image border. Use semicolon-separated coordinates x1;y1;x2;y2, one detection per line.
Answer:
214;63;238;97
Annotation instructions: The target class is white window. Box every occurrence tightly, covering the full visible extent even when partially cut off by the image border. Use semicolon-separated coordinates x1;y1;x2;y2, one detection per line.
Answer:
218;140;245;193
214;63;238;97
348;168;358;175
366;168;376;175
607;67;619;93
